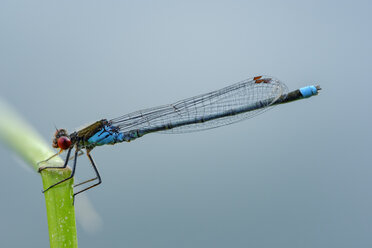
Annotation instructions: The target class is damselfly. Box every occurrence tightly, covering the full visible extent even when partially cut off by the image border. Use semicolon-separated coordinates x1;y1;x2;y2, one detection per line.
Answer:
38;76;321;199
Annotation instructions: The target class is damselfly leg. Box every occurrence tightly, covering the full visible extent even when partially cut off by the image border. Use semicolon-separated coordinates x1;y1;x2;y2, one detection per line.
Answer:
73;150;102;201
38;149;84;169
36;149;63;166
38;146;73;173
68;150;84;161
41;146;79;193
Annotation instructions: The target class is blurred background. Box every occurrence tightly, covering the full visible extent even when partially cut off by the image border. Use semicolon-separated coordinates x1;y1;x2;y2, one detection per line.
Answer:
1;0;371;247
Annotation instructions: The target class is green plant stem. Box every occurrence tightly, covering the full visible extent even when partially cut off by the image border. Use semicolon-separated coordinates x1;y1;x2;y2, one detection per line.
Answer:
41;169;77;248
0;100;78;248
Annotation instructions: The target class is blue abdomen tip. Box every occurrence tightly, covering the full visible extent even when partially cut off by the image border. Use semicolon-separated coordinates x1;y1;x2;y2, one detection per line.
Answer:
299;86;318;98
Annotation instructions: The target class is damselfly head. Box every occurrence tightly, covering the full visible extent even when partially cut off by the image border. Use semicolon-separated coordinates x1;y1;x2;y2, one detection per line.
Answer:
52;128;72;150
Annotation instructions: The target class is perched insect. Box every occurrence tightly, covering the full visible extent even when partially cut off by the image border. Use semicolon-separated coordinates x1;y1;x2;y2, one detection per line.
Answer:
38;76;321;200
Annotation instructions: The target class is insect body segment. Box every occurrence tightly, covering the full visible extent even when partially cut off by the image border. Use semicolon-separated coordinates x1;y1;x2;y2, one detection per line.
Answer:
86;123;125;146
74;120;143;147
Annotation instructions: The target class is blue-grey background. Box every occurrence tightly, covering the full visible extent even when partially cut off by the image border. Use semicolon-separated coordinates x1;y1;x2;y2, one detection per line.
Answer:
1;0;371;247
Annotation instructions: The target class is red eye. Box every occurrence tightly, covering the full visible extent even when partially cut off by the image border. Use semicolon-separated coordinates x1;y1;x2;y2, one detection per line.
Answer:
57;136;72;150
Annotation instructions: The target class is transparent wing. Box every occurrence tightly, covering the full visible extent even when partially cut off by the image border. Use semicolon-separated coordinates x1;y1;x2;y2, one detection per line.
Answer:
109;76;288;134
